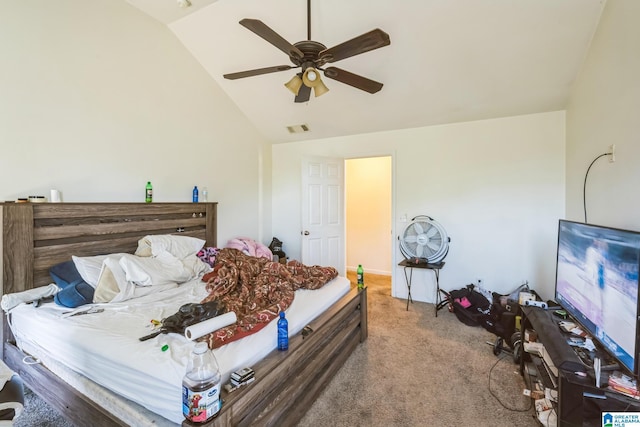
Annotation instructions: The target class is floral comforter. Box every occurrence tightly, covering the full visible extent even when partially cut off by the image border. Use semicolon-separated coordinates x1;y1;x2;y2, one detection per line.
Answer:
199;248;338;348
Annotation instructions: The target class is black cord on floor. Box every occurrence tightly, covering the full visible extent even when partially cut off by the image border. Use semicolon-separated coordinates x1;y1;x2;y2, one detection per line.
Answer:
487;354;533;412
583;152;611;224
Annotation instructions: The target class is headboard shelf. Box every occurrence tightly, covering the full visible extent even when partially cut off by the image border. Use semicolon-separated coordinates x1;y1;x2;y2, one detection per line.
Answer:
30;202;210;219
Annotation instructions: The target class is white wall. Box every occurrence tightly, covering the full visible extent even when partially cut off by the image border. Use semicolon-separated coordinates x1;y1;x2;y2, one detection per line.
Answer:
566;0;640;232
0;0;271;246
272;111;565;301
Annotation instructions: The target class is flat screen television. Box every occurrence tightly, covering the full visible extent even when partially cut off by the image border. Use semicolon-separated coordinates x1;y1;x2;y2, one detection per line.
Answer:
554;220;640;376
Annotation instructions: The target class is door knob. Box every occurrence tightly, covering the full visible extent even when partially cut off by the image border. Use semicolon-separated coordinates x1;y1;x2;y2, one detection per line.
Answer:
302;230;310;235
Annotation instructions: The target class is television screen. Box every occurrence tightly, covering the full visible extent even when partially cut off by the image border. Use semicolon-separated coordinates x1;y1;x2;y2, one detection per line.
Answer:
555;220;640;376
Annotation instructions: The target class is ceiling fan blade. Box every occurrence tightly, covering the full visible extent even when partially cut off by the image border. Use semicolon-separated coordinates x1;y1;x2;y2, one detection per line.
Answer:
294;83;311;103
323;67;383;94
320;29;390;63
223;65;294;80
240;19;304;59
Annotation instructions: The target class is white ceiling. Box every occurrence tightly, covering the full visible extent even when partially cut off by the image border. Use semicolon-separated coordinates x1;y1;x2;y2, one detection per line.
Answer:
125;0;218;25
126;0;606;144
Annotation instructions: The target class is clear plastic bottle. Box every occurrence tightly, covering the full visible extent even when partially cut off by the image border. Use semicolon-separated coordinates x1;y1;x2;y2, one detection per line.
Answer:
182;342;221;423
357;264;364;289
192;186;199;203
201;187;208;203
145;181;153;203
277;311;288;351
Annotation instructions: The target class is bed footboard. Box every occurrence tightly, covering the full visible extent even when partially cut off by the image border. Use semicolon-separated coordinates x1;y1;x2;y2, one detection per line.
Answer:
197;286;368;427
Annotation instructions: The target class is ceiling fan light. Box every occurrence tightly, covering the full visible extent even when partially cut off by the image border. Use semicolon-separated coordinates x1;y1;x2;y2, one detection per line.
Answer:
302;67;321;87
284;75;303;95
313;79;329;97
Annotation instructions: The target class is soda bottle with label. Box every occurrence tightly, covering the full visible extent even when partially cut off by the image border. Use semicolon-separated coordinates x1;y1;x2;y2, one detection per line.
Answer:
145;181;153;203
357;264;364;289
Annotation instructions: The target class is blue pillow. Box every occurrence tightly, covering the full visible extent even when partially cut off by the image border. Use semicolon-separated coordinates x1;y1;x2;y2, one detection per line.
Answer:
50;260;84;288
49;261;94;308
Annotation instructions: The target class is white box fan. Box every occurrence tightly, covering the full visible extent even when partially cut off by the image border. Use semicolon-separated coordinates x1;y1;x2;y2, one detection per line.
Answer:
400;215;450;264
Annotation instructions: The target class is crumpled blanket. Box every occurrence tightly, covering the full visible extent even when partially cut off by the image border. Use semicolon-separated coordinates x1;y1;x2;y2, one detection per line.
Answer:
199;248;338;348
226;237;273;260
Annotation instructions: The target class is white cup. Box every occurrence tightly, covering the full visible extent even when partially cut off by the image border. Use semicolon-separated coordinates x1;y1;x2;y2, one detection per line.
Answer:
50;189;61;203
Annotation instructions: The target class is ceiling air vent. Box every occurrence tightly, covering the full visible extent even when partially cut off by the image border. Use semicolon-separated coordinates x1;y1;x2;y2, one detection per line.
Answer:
286;124;310;134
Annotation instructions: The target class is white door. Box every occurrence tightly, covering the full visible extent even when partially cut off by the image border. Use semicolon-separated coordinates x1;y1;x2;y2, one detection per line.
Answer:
301;156;345;275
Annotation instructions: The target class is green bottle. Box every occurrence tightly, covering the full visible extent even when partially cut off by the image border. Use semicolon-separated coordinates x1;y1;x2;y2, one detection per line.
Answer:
145;181;153;203
357;264;364;289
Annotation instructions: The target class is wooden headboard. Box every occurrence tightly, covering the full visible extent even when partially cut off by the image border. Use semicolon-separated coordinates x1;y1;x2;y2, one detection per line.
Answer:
1;202;217;295
1;202;217;355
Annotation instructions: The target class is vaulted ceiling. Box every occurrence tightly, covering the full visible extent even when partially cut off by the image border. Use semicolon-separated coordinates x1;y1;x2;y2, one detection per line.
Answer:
125;0;606;143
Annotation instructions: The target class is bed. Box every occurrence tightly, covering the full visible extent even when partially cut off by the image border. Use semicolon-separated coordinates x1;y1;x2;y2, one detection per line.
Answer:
0;202;368;426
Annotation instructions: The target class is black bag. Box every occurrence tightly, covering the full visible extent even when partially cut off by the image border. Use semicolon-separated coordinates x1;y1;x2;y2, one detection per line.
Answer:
442;284;517;342
139;300;224;341
444;284;493;327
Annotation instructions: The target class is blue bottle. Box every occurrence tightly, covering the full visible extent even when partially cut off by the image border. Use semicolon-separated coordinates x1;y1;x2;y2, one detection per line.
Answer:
192;186;199;203
277;311;288;351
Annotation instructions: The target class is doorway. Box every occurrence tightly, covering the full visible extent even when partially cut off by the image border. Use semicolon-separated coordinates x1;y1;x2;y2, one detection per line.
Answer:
345;156;392;291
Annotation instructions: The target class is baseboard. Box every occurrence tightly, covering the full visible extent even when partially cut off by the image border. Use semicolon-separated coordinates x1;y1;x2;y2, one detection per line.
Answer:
346;266;391;276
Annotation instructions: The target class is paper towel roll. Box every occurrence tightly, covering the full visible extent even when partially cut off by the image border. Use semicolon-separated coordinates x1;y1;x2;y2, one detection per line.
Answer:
185;311;237;340
50;189;61;203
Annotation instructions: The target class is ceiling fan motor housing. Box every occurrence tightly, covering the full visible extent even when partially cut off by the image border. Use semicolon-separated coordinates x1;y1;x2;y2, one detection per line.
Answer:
290;41;329;68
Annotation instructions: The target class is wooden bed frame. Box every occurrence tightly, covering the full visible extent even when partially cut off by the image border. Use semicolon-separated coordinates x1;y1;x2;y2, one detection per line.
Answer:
0;202;368;427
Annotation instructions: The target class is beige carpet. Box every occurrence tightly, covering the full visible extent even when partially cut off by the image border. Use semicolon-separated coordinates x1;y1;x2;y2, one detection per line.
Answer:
297;272;538;427
14;272;538;426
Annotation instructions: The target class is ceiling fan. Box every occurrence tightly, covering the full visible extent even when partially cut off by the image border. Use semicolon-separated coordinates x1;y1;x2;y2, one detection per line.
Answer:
223;0;391;103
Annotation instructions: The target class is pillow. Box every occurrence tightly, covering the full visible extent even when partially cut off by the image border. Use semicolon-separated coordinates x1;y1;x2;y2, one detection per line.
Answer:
135;235;205;259
50;260;85;288
54;282;94;308
72;253;127;287
93;261;120;303
93;257;178;304
49;261;94;308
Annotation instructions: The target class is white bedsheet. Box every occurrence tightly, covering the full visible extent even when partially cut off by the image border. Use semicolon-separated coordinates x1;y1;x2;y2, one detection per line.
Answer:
9;275;351;425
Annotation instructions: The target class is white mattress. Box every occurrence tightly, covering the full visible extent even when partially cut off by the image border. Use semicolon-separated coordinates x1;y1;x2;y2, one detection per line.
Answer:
9;276;350;425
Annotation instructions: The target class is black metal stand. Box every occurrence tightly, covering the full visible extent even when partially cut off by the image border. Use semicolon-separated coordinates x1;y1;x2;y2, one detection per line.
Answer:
399;259;445;315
